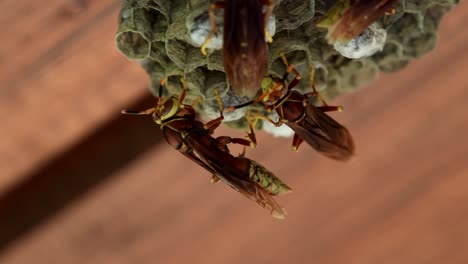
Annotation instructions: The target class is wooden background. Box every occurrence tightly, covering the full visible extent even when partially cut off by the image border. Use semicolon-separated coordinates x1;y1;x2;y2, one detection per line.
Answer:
1;1;467;263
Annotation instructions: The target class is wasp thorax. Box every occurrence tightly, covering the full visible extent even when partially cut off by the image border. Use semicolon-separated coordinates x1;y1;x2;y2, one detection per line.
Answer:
263;89;283;106
261;77;285;105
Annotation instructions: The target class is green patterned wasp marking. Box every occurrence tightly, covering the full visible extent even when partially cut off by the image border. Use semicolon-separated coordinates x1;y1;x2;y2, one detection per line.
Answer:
249;160;291;195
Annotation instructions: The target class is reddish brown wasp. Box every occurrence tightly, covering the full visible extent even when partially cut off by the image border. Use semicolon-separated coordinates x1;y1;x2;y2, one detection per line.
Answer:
316;0;399;43
229;53;355;161
201;0;274;99
122;77;290;219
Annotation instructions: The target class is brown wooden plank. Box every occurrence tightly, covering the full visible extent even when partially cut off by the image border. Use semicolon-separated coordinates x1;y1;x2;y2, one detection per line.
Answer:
0;94;163;253
0;0;148;192
0;0;119;86
1;2;468;264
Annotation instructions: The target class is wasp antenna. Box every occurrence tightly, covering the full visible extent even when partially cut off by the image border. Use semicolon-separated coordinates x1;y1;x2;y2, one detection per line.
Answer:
228;90;269;112
179;77;189;104
121;108;155;115
158;77;168;98
225;100;254;112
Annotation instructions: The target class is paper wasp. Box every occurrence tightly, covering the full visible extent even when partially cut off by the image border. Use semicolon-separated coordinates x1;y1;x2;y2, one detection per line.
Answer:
228;53;355;160
201;0;274;99
122;77;290;218
316;0;399;43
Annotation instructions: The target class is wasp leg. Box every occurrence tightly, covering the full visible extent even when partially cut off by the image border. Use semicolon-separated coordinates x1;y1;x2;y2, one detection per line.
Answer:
244;113;270;148
303;84;343;113
122;78;168;115
206;89;257;148
245;122;257;148
246;111;285;147
216;136;252;149
291;134;304;151
303;70;338;109
304;81;344;112
385;7;396;16
250;113;284;127
317;105;344;113
215;110;256;149
305;86;329;106
216;107;256;148
201;1;225;55
304;66;331;107
178;78;202;114
204;88;225;131
215;136;252;158
190;96;202;108
204;116;224;132
239;145;247;157
265;29;273;43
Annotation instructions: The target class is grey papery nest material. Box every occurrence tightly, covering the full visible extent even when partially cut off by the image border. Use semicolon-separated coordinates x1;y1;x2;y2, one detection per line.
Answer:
116;0;459;131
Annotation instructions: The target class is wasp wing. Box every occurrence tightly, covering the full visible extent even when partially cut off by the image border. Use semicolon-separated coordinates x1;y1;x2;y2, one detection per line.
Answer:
287;105;354;160
307;105;355;156
183;134;286;219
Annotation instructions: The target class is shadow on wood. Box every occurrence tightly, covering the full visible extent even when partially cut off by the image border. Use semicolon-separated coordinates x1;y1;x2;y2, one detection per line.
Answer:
0;93;162;253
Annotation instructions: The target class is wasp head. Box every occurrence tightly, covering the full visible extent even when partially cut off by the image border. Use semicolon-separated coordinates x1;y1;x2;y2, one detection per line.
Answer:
152;96;181;125
261;76;287;106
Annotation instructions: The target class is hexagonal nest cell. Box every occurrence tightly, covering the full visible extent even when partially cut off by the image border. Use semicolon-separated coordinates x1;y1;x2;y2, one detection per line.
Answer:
116;0;459;131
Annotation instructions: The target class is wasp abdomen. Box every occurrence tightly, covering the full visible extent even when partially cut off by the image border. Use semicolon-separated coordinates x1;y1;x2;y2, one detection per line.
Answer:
248;159;292;195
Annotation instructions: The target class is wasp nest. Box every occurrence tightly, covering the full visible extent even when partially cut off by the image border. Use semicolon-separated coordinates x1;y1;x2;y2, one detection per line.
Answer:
116;0;459;131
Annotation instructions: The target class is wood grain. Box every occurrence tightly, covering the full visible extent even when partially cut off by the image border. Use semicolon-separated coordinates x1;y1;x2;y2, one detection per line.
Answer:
0;0;147;192
0;95;163;252
1;1;468;264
